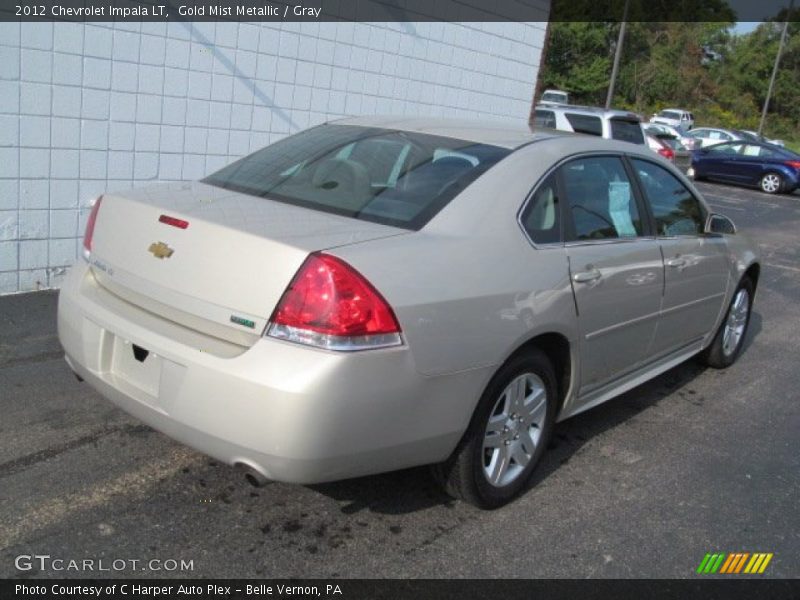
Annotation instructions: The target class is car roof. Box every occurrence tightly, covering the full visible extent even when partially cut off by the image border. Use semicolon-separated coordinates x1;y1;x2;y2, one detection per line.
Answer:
332;115;663;158
535;104;641;120
332;115;547;149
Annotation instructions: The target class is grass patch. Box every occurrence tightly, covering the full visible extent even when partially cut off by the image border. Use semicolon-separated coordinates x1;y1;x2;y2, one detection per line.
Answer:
784;141;800;154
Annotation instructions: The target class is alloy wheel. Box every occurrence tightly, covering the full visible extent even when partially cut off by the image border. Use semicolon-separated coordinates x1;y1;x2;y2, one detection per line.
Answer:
722;288;750;357
482;373;547;487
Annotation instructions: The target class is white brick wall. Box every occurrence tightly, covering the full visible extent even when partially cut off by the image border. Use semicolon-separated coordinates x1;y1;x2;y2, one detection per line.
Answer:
0;20;546;294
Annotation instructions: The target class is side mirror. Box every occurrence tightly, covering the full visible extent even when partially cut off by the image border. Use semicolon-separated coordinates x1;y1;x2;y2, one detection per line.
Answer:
705;213;736;235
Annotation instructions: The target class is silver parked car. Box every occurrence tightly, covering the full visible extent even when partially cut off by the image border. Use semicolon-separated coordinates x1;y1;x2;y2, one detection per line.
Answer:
58;117;759;508
686;127;746;148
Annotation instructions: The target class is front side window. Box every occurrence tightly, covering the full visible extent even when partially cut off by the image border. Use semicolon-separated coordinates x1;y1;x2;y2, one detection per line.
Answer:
707;143;743;156
565;113;603;137
561;156;643;241
632;159;705;236
204;124;510;230
521;173;561;244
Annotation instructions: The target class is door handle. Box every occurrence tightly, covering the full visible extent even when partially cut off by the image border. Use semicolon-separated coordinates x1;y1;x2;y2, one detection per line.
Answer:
666;258;686;268
573;269;602;283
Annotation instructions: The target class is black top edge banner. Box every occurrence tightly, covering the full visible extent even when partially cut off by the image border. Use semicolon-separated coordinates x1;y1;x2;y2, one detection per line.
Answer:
3;579;800;600
1;0;799;22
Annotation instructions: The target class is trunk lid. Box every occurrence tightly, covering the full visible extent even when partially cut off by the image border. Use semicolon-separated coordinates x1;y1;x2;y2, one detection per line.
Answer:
89;181;408;345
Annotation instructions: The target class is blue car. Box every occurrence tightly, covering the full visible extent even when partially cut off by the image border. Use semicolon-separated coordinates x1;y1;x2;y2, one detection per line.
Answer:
691;140;800;194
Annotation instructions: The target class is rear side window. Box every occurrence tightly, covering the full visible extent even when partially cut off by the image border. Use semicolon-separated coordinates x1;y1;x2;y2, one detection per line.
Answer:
610;119;644;144
204;124;511;230
632;159;705;236
742;144;779;159
561;156;643;240
521;173;561;244
565;113;603;137
534;109;556;129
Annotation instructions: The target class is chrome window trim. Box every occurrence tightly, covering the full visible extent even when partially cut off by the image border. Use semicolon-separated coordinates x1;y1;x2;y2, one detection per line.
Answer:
516;150;657;250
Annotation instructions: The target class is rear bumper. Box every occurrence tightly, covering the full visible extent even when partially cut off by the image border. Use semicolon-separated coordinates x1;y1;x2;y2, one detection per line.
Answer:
58;263;486;483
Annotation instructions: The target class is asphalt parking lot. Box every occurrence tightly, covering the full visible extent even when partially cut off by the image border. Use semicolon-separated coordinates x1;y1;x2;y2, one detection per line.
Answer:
1;181;798;579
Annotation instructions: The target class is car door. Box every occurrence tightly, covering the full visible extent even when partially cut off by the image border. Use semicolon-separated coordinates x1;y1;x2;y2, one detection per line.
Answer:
702;142;745;182
738;143;777;185
687;128;711;147
630;158;730;357
560;156;664;392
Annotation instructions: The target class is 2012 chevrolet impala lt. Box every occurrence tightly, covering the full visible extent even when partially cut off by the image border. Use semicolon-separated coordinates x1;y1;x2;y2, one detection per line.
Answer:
58;117;759;508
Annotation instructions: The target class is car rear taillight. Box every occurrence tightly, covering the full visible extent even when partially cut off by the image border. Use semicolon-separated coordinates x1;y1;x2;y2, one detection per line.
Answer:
266;253;402;351
658;147;675;161
82;195;103;258
784;160;800;170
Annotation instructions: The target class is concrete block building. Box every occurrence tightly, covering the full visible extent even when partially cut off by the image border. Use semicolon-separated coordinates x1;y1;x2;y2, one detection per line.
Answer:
0;19;547;293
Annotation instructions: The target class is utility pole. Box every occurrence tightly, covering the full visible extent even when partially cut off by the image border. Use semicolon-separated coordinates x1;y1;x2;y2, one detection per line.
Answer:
758;0;794;136
605;0;630;109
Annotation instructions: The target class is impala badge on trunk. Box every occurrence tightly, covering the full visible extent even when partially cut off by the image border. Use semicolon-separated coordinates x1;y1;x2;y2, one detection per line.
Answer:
148;241;174;259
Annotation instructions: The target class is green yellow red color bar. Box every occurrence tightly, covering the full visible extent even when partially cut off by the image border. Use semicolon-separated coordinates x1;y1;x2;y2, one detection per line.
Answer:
697;552;773;574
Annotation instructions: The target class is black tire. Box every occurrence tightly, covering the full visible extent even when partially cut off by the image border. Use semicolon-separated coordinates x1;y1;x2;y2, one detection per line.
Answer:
699;278;754;369
759;172;783;194
432;348;557;509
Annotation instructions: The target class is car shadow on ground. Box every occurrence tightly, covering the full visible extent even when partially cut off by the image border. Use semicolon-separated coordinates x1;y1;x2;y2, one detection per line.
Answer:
309;311;762;515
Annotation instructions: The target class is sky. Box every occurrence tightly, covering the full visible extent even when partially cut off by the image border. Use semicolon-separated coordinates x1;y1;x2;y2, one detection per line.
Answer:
733;22;761;35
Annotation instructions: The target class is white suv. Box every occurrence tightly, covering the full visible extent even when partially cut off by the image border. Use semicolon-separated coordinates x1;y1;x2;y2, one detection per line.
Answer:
534;105;645;145
539;89;570;106
651;109;695;132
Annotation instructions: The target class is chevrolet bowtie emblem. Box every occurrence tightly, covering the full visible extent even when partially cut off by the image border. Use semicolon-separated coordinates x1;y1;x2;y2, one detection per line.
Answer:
148;241;174;259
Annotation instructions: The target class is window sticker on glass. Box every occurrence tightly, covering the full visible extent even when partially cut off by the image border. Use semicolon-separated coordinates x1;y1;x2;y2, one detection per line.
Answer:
608;181;636;237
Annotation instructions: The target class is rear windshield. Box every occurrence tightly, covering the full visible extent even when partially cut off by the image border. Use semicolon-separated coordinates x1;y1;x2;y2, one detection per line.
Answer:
542;92;567;103
658;110;681;120
610;119;645;144
204;124;511;230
